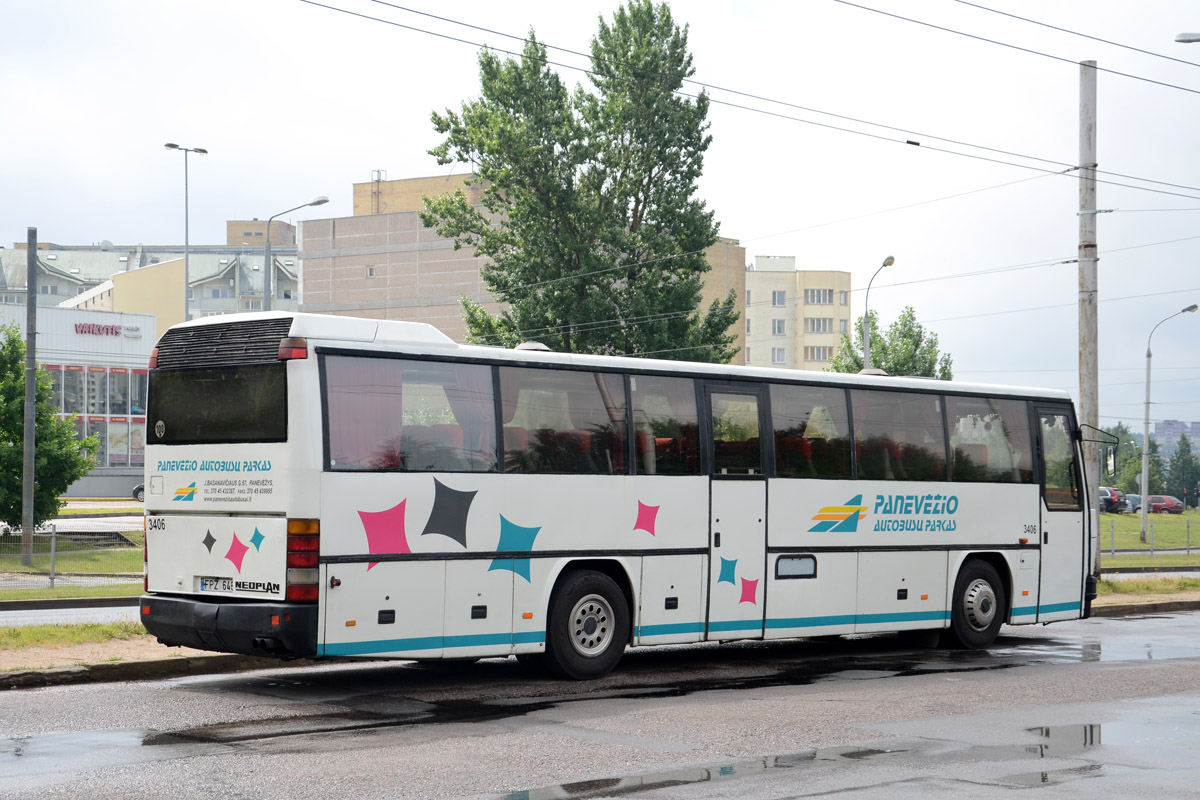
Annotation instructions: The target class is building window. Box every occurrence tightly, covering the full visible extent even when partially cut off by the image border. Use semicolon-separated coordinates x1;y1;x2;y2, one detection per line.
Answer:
804;289;832;304
804;346;832;362
745;318;751;334
745;290;751;307
840;319;848;333
210;288;230;299
804;318;832;333
187;289;194;300
282;289;293;300
241;299;262;310
254;232;263;237
771;290;786;307
243;231;254;237
772;319;786;336
771;347;786;364
840;291;848;306
367;267;376;278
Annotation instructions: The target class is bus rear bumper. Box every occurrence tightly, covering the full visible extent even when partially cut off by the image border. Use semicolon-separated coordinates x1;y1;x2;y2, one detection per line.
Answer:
139;594;318;658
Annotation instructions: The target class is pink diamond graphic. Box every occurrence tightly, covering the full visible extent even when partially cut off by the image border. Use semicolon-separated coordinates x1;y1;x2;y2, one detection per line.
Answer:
634;501;660;536
739;577;759;605
358;499;410;570
225;533;250;574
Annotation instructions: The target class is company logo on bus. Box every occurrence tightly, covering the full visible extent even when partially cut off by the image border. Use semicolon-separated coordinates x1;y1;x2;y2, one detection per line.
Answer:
808;495;867;533
173;482;197;502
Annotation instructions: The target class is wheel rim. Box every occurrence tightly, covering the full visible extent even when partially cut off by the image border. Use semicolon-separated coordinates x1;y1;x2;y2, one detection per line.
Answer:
962;578;997;632
568;593;613;657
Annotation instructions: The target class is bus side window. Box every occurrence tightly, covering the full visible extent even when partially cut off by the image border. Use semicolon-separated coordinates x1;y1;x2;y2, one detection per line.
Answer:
1040;412;1081;509
946;395;1034;483
769;383;850;478
499;367;627;474
851;389;947;481
630;375;700;476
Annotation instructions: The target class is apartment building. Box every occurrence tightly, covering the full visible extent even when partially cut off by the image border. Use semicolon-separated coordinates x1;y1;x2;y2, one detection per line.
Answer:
743;255;852;370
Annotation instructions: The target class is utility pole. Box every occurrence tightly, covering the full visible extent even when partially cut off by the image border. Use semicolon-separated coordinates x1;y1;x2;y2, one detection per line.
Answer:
1078;61;1100;567
21;228;37;567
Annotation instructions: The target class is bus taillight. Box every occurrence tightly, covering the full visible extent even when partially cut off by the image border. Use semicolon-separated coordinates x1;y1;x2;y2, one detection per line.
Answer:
148;347;159;369
286;519;320;602
278;337;308;361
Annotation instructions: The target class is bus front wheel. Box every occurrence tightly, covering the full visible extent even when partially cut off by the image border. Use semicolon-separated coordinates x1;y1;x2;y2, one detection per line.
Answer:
545;570;629;680
946;560;1006;649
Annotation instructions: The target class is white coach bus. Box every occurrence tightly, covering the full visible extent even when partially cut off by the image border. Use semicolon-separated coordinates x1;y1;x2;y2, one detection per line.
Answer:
140;312;1097;679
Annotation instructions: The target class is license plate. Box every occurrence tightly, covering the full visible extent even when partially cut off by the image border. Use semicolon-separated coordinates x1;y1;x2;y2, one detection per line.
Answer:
198;577;234;592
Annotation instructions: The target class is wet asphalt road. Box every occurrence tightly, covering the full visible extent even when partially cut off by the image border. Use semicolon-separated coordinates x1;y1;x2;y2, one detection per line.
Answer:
3;612;1200;799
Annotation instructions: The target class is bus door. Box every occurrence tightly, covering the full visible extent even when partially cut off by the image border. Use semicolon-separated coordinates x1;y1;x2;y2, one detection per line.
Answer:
1036;404;1086;622
703;383;768;641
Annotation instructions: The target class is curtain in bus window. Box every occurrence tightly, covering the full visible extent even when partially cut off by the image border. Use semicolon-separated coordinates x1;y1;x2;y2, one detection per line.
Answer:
325;356;405;469
711;392;762;475
851;389;947;481
946;396;1034;483
770;383;851;478
498;367;627;474
397;361;496;472
630;375;699;475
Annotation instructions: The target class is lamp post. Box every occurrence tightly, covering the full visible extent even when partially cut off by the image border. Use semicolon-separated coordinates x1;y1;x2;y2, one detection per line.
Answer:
262;196;328;311
862;255;894;372
1176;33;1200;43
1140;304;1198;542
164;143;207;323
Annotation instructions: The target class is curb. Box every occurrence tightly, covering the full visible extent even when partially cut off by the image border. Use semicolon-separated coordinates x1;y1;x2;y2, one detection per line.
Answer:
4;601;1197;690
1;654;316;690
0;596;140;612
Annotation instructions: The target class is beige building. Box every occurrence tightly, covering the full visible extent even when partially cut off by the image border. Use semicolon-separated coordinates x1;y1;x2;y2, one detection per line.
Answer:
744;256;852;371
227;219;296;246
301;175;747;362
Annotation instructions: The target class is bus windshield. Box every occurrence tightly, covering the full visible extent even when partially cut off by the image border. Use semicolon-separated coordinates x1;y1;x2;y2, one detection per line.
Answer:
147;363;287;444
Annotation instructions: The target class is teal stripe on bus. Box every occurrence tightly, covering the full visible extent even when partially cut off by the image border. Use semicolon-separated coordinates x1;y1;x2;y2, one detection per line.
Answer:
637;622;705;637
707;619;766;633
318;630;547;657
767;610;949;629
1011;605;1037;617
1038;601;1081;615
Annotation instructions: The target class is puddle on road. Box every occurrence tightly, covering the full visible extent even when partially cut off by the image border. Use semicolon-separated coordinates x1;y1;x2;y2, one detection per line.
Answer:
0;729;147;762
501;725;1108;799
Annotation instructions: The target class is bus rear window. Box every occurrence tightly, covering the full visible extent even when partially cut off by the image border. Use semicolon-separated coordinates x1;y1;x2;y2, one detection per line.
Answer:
147;364;287;444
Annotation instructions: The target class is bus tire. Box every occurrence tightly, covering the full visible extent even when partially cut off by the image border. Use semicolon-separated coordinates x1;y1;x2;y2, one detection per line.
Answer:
544;570;629;680
946;560;1006;649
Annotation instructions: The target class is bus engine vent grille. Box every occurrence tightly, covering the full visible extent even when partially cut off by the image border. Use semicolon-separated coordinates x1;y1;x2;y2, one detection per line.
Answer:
155;318;294;369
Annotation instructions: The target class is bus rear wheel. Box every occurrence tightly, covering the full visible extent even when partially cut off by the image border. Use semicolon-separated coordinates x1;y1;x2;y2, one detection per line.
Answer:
945;560;1006;649
545;570;629;680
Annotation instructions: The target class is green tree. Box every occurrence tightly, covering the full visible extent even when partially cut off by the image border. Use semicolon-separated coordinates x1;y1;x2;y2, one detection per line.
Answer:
422;0;738;361
0;324;97;531
1167;433;1200;508
1116;437;1165;496
827;307;953;379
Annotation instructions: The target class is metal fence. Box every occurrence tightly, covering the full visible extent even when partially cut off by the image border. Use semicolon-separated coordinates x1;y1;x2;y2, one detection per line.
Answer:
0;523;142;592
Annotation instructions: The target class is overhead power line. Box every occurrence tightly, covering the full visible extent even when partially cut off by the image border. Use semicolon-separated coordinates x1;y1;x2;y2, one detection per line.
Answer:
950;0;1200;70
831;0;1200;96
299;0;1200;202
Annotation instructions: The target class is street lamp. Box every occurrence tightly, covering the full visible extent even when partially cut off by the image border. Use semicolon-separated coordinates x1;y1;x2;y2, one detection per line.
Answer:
1140;303;1198;542
1176;33;1200;43
862;255;894;373
262;196;328;311
164;143;207;323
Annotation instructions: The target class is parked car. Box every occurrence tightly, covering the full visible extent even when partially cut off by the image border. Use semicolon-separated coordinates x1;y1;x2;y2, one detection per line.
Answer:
1098;487;1121;513
133;483;145;503
1148;495;1184;514
1112;488;1128;513
1126;494;1142;513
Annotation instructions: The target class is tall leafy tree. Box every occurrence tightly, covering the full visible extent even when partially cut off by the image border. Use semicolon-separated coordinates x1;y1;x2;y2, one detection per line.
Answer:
0;324;97;531
1167;433;1200;508
1117;437;1165;496
422;1;738;361
827;307;953;379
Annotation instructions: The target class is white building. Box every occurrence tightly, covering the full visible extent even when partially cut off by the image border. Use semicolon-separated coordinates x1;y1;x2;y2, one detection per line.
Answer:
1;304;155;496
743;256;852;370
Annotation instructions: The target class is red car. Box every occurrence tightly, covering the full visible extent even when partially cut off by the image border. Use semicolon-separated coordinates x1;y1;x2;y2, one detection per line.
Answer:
1147;495;1184;514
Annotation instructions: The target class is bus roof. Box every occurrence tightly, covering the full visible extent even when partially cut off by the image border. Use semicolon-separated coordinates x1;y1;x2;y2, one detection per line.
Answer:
171;311;1075;404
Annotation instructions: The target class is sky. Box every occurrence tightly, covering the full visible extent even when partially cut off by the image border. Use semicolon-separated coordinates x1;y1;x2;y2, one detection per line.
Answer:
2;0;1198;434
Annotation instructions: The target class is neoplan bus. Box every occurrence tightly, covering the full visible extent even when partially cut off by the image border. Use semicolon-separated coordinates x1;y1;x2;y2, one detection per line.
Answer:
140;312;1098;680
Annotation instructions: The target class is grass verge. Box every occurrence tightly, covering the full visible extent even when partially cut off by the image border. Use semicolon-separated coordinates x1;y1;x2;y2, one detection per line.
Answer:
1098;576;1200;595
0;584;142;602
0;620;147;651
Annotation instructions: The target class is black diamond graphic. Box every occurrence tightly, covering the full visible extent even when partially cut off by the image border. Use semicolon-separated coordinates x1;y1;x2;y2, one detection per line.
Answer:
202;530;217;553
420;478;477;548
